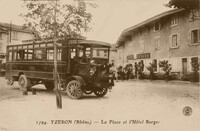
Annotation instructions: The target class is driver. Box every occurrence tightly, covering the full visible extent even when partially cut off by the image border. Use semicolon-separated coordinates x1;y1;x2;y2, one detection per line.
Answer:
80;54;88;63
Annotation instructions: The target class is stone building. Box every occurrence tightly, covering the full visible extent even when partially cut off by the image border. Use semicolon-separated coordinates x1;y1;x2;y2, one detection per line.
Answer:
0;22;34;71
116;8;200;79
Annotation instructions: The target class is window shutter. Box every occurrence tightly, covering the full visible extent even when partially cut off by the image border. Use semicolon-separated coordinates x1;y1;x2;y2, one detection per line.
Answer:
177;34;180;46
169;35;172;47
188;31;191;44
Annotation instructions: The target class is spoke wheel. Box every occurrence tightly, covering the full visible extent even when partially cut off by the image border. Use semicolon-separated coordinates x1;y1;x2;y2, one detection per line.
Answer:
44;82;55;91
18;75;31;92
66;80;83;99
94;87;108;97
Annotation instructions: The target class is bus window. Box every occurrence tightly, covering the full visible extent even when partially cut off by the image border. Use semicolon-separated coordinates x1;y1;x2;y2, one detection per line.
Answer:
93;48;108;59
8;51;12;61
47;48;64;61
34;49;45;60
13;51;17;61
27;50;33;60
17;50;25;60
57;49;62;61
71;48;76;58
86;47;91;57
47;49;54;60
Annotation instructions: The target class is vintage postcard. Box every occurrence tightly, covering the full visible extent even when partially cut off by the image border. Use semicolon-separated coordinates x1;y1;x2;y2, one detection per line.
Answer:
0;0;199;131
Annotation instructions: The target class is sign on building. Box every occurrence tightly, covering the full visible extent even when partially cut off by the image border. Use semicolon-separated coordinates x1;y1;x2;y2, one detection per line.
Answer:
137;53;150;59
127;54;134;60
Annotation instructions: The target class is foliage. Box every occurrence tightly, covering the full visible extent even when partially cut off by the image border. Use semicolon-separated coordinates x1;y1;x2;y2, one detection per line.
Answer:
166;0;199;10
166;0;199;22
116;66;125;80
116;64;134;80
20;0;97;40
147;60;157;80
191;58;199;73
124;64;133;80
159;60;172;80
190;58;199;82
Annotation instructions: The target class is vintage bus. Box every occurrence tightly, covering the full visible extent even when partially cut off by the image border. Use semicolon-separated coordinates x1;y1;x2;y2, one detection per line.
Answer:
5;39;114;99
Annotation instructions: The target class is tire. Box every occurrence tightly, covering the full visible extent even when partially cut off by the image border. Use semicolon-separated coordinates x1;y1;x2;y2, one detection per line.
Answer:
44;82;55;91
18;75;31;92
66;80;83;99
94;87;108;97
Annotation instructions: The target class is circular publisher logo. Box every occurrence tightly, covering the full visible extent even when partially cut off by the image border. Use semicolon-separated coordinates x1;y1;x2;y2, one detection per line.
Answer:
183;106;192;116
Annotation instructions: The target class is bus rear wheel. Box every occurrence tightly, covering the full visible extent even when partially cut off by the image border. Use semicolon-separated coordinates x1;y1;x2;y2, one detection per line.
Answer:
94;87;108;97
66;80;83;99
18;75;31;92
44;82;55;91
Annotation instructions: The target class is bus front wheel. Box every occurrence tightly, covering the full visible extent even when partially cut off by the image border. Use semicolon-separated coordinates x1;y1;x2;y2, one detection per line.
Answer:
66;80;83;99
94;87;108;97
18;75;31;92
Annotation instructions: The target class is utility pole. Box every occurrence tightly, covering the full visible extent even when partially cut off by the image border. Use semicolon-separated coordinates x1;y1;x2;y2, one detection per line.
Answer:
53;0;62;109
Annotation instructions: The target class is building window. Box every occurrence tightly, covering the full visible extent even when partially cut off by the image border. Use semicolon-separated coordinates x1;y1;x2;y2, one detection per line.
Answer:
171;16;178;27
155;37;160;50
191;29;199;44
139;40;144;52
170;34;180;48
12;31;18;40
154;21;160;32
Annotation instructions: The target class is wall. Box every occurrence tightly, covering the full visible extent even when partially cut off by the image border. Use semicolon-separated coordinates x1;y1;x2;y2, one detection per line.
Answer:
117;9;200;77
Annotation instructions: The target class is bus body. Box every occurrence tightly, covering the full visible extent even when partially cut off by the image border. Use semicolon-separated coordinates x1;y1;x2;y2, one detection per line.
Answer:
5;39;114;99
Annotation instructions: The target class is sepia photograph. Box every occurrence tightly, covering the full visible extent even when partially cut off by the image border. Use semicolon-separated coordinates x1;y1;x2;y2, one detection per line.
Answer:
0;0;200;131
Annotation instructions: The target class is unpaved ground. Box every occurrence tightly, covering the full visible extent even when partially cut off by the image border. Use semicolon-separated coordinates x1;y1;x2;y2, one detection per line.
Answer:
0;77;200;131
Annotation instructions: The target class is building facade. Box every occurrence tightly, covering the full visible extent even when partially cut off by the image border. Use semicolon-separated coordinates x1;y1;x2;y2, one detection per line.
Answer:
116;8;200;79
0;22;34;70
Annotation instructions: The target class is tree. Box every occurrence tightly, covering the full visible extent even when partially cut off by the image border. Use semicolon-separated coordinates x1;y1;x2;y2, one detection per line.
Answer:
159;60;172;80
147;60;157;80
21;0;97;40
166;0;199;22
166;0;199;10
190;58;199;82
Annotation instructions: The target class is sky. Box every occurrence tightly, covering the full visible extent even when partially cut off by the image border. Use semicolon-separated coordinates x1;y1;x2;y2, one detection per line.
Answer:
0;0;171;44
